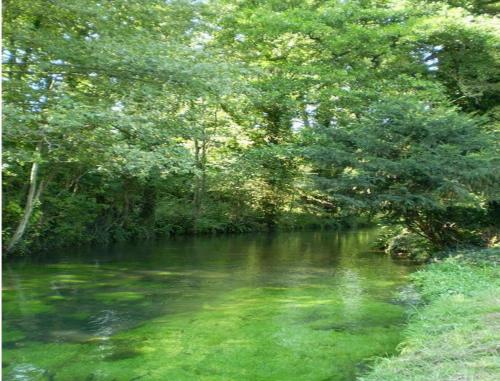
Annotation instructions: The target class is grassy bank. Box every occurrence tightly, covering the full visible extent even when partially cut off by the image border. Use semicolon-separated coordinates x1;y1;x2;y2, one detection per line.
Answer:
361;247;500;381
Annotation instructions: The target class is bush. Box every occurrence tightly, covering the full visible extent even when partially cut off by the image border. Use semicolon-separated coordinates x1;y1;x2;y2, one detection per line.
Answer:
385;229;432;262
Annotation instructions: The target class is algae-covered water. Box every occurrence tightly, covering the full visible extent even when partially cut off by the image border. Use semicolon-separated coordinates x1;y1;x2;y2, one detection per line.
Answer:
3;230;416;381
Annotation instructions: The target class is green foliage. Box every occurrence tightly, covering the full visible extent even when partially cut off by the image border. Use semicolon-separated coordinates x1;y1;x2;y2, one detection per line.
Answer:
412;249;500;299
308;97;496;248
41;192;101;246
385;229;432;262
3;0;498;253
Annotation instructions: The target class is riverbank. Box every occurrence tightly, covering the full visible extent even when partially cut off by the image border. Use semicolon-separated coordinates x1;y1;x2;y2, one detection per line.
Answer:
361;246;500;381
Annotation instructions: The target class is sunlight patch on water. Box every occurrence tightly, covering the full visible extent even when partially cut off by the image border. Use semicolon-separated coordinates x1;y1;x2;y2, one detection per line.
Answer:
3;230;416;381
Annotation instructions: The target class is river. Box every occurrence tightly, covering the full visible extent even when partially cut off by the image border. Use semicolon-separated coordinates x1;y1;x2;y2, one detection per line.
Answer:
3;229;416;381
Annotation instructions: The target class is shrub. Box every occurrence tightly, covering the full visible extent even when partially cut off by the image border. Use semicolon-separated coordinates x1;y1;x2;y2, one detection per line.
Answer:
385;229;432;262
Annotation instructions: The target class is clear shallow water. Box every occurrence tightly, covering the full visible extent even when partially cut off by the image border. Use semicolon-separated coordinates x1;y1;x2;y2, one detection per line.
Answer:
3;230;416;381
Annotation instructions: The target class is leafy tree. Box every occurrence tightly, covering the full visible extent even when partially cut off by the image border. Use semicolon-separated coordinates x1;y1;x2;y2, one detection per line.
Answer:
307;97;495;247
2;0;498;254
2;0;236;252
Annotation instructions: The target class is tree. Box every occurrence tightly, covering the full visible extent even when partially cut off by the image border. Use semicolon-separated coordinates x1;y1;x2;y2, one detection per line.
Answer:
2;0;236;252
3;0;498;254
307;97;495;247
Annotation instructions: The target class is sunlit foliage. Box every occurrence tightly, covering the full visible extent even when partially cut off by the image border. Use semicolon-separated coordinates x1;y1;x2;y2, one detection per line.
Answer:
2;0;498;253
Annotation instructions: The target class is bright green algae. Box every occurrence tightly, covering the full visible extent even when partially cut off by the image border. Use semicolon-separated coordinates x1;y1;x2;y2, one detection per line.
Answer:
3;230;416;381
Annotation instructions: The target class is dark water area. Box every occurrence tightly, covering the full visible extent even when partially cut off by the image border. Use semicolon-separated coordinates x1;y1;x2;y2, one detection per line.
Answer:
2;229;417;381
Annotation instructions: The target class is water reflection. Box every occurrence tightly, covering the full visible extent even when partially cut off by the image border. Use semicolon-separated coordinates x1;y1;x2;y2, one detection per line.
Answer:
3;229;416;381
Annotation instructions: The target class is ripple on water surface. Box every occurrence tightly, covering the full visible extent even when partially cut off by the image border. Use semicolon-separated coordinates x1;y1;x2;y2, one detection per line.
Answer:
2;229;417;381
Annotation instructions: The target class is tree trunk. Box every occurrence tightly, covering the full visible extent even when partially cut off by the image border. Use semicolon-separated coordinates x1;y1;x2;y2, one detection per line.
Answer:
193;138;201;224
192;137;208;232
6;152;44;253
139;182;157;239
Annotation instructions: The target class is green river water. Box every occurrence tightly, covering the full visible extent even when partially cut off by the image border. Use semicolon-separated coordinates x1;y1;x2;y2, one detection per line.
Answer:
3;230;416;381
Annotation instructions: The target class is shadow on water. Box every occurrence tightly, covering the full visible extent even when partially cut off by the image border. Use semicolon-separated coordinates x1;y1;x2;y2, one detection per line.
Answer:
3;229;418;381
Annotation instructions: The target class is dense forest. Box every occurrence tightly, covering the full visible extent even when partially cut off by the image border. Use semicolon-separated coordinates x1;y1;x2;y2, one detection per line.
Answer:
3;0;499;255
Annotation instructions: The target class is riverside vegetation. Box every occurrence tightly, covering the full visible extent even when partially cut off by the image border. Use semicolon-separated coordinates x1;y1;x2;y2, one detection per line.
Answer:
3;0;499;254
2;0;499;380
362;247;500;381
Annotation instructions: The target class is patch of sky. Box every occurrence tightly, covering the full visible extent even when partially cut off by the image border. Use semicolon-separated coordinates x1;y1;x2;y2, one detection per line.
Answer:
291;118;304;132
30;78;49;91
419;45;443;72
28;95;48;112
51;73;64;82
192;32;213;50
85;33;100;42
329;117;339;128
305;104;318;127
112;101;125;112
3;49;12;62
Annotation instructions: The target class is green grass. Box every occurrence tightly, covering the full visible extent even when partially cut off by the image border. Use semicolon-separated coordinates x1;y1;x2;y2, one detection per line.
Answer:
360;247;500;381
